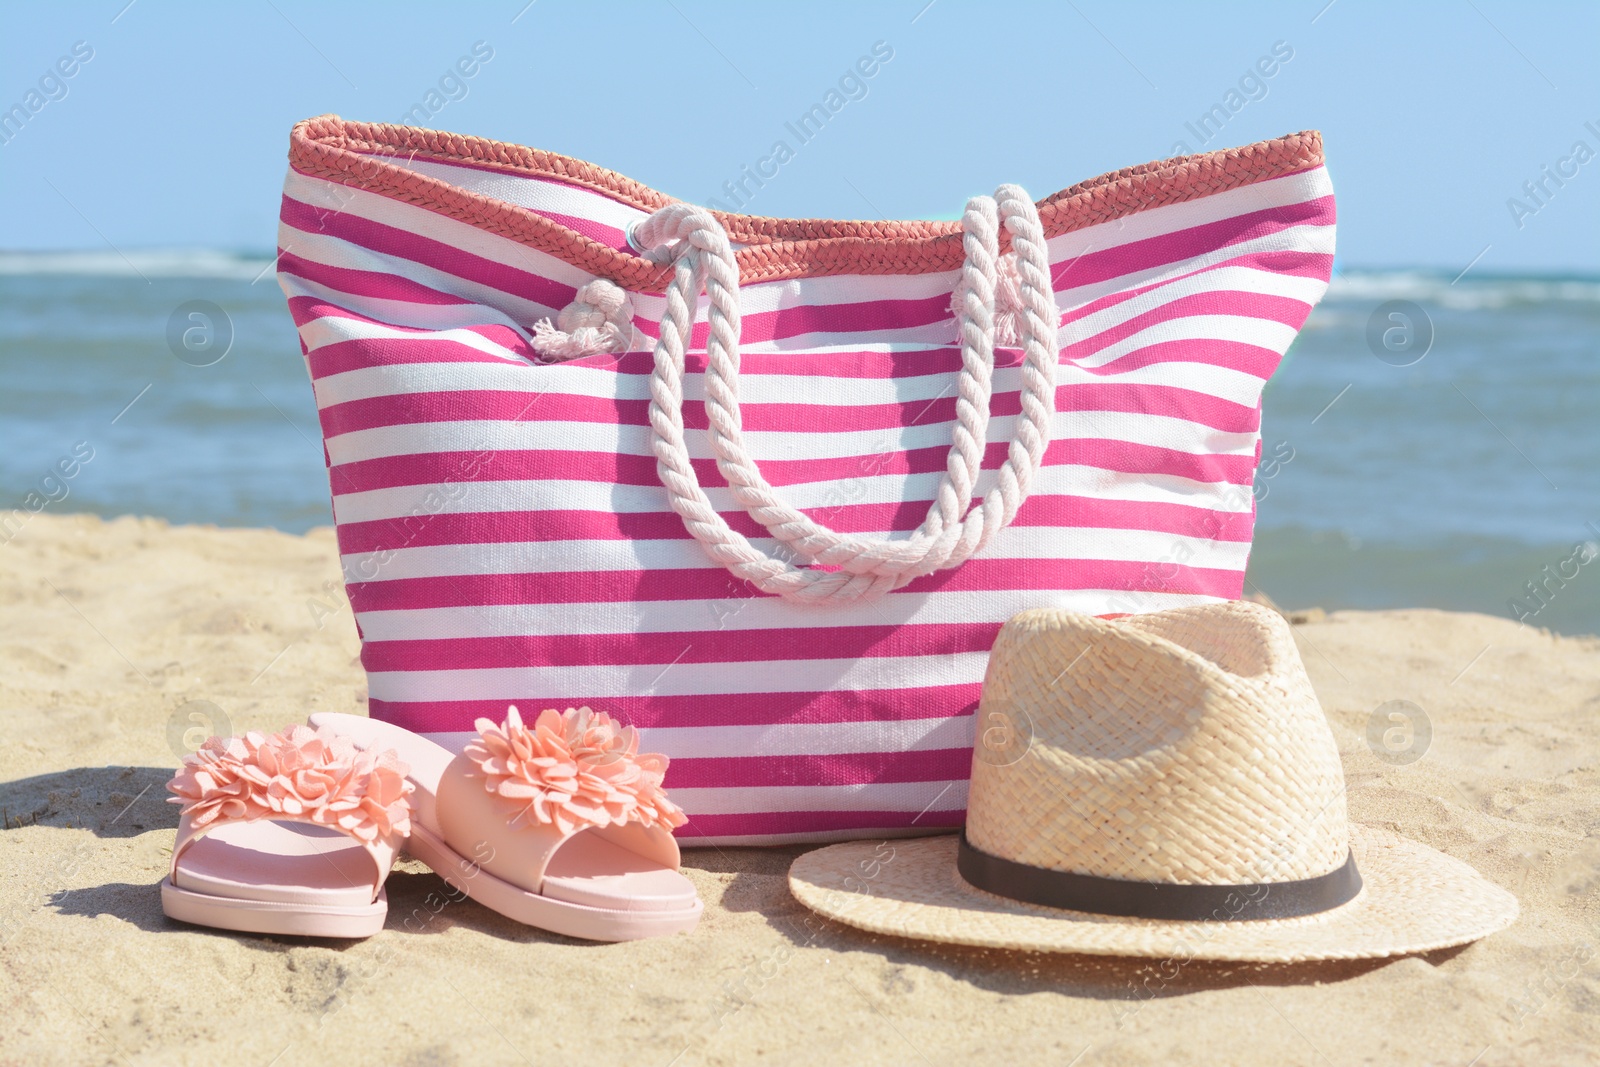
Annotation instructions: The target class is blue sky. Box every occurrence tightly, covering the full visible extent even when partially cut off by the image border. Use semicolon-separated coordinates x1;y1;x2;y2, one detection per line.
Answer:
2;1;1597;271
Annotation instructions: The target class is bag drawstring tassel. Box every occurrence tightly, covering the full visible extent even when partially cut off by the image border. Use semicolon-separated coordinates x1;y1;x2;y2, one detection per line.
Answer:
530;279;637;361
952;252;1027;349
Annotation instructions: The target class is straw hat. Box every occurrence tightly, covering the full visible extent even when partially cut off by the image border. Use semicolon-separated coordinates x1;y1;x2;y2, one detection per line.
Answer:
788;602;1517;962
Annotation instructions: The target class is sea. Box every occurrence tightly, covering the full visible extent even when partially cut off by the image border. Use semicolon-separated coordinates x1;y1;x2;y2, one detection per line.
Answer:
2;252;1597;636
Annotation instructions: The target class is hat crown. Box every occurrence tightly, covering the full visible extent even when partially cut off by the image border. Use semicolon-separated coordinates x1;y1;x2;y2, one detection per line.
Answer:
967;601;1348;887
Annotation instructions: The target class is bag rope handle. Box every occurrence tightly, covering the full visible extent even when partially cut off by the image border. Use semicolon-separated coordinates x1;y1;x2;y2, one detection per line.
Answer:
544;187;1058;605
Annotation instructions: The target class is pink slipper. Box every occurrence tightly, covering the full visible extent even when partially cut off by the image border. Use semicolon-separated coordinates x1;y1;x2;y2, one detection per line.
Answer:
309;707;703;942
161;725;414;938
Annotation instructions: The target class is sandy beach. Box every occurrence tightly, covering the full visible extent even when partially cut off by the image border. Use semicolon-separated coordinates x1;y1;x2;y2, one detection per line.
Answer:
2;512;1597;1066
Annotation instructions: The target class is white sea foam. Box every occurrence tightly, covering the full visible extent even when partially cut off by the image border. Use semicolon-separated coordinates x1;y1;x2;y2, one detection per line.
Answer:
0;249;275;280
1325;270;1600;310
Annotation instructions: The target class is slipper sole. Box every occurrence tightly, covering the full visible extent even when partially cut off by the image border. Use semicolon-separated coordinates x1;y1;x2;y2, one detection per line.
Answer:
161;878;389;938
404;823;702;942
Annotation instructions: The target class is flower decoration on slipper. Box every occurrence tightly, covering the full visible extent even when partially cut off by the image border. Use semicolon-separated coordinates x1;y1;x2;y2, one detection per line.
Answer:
167;724;414;843
463;705;687;835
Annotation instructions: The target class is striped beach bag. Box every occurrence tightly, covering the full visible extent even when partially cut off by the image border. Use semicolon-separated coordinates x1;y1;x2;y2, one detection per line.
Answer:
277;116;1335;845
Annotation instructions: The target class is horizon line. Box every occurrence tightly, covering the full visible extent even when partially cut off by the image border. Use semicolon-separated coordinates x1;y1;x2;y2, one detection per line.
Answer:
2;247;1599;283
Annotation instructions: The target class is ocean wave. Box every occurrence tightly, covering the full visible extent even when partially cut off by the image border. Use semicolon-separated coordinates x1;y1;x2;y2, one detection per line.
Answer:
0;249;276;280
2;252;1596;306
1325;269;1600;310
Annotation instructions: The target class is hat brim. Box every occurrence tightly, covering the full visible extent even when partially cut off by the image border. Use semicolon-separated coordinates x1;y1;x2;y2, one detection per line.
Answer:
788;825;1517;962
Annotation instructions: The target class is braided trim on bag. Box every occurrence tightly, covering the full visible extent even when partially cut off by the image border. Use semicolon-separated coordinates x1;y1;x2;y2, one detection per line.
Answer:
286;115;1325;292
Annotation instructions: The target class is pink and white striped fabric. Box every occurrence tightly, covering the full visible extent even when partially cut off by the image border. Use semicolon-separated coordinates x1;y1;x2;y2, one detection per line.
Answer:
277;117;1335;845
